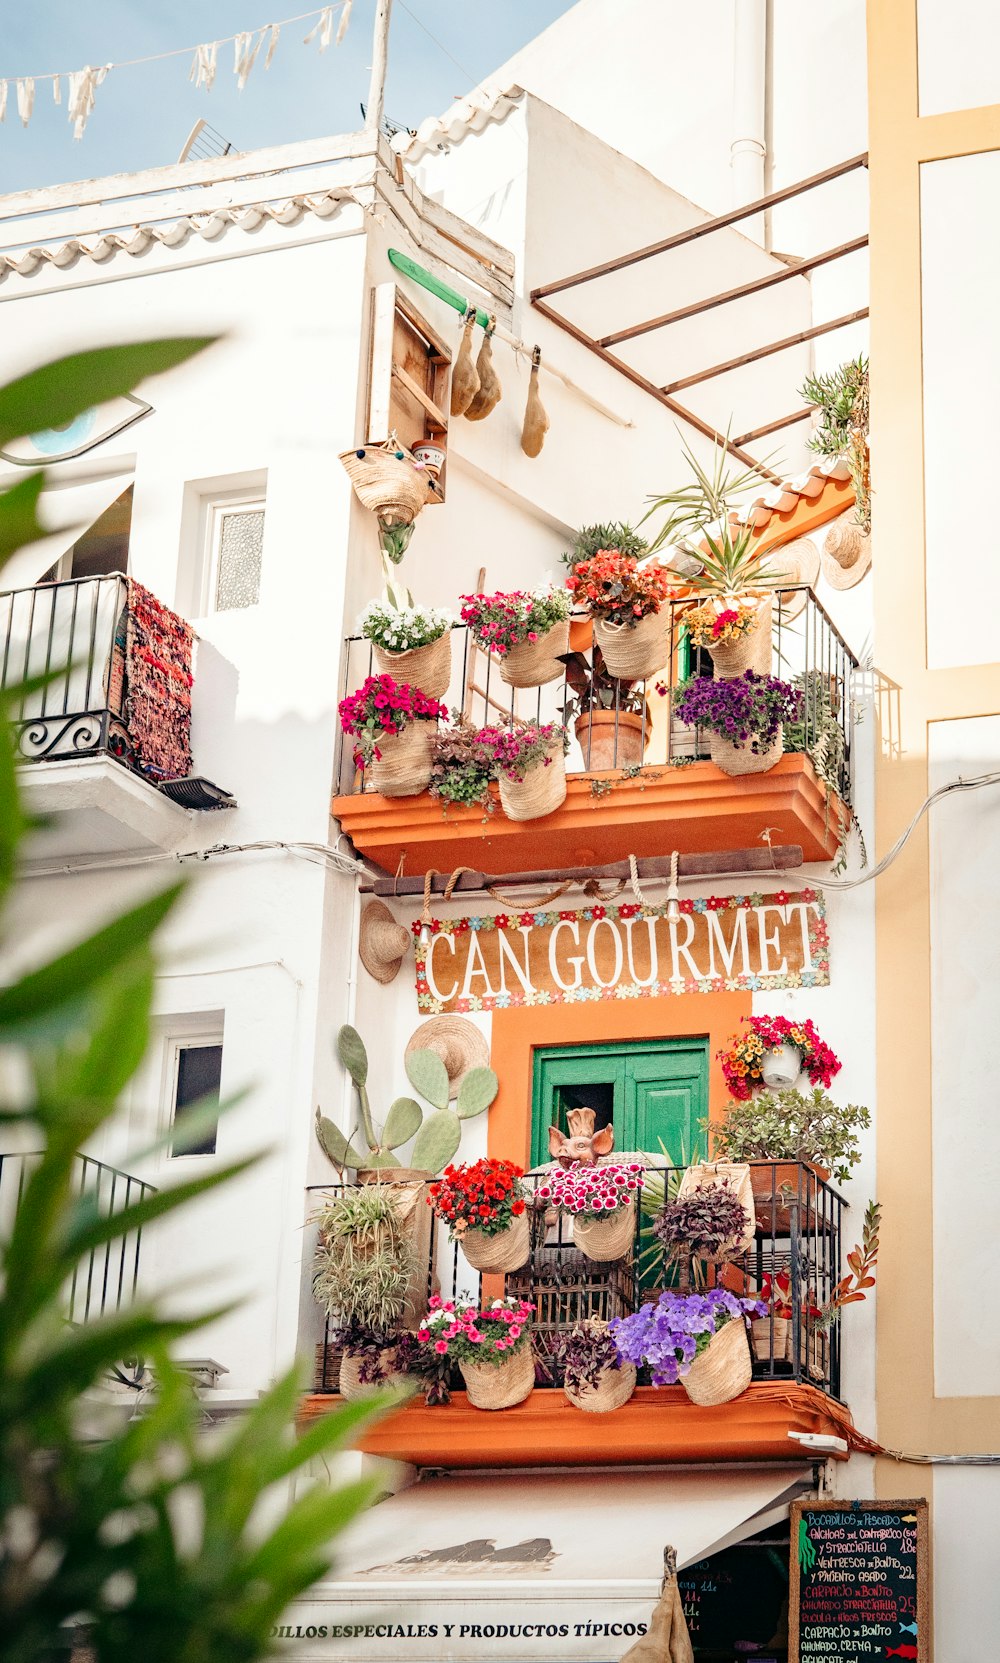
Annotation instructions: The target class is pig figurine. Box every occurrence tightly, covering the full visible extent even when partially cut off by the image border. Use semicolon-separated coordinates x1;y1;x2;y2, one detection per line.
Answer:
547;1107;614;1167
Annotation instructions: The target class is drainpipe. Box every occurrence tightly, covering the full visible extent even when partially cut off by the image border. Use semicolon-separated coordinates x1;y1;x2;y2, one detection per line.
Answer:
730;0;769;245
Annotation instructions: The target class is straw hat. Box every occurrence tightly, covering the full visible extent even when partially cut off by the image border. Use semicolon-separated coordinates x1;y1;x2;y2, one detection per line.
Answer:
404;1015;490;1099
820;513;872;591
760;536;820;621
358;900;411;984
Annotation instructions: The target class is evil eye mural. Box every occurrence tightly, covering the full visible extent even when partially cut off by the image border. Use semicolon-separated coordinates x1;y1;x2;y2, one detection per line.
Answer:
0;392;152;466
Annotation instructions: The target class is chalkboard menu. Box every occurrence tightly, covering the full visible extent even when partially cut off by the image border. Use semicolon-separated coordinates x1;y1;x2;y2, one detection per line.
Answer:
790;1499;928;1663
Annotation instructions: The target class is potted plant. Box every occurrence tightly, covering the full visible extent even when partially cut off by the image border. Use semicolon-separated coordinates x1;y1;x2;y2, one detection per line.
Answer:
561;521;649;578
312;1183;417;1385
653;1180;753;1278
338;673;447;796
360;599;454;699
799;354;870;535
672;670;802;776
565;548;674;680
708;1086;871;1191
328;1316;417;1400
415;1294;536;1410
682;596;771;680
719;1016;842;1101
476;719;570;821
555;1318;637;1413
460;587;572;688
610;1287;764;1405
427;1158;530;1273
429;718;496;816
558;645;650;770
536;1162;645;1262
750;1272;792;1367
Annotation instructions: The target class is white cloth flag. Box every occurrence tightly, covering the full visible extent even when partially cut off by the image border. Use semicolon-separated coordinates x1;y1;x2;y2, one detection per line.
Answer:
336;0;354;45
304;6;335;51
264;22;281;67
189;40;219;92
16;78;35;127
233;29;264;89
53;76;62;105
66;63;110;139
0;82;7;125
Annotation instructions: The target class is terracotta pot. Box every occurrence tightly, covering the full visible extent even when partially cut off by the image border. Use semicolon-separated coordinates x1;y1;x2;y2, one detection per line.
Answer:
574;709;646;771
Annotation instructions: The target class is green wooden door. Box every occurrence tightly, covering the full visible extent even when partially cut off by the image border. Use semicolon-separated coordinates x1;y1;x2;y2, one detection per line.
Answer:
531;1038;709;1168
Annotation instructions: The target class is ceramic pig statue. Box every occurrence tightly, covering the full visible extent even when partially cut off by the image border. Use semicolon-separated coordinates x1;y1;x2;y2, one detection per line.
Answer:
548;1107;615;1167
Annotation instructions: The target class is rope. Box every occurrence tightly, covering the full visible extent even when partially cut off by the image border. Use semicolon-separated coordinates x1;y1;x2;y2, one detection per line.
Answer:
485;878;575;909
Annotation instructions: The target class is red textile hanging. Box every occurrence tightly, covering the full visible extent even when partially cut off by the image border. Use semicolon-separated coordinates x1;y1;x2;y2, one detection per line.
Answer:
124;579;194;781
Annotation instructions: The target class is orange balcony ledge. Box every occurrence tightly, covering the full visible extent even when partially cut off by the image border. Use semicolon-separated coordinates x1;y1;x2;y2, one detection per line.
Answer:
332;754;844;876
299;1381;854;1466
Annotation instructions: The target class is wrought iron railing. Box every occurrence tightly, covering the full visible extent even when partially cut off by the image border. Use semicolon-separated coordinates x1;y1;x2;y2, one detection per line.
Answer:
0;1150;156;1322
308;1160;845;1400
0;573;132;764
336;587;860;800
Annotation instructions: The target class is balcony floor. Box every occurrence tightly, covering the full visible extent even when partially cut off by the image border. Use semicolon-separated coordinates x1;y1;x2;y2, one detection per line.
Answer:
20;755;194;863
332;754;845;876
300;1380;855;1466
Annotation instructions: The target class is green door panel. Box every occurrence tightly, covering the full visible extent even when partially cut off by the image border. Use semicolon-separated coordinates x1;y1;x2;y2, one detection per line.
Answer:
531;1037;709;1168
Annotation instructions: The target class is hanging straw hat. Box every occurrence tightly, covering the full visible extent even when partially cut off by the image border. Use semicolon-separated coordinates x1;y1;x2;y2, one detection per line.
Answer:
404;1015;490;1099
760;536;820;621
358;900;411;985
820;513;872;590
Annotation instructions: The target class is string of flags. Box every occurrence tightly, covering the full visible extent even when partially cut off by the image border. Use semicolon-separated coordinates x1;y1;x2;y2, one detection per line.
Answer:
0;2;353;141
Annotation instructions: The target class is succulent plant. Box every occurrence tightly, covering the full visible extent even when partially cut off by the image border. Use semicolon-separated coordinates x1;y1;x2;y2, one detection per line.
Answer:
315;1024;499;1176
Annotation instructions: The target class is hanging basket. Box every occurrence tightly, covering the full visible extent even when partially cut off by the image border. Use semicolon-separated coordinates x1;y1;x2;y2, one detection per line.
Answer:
760;1041;804;1090
460;1343;536;1410
460;1211;531;1274
340;441;430;528
498;744;567;822
709;726;783;778
708;598;772;679
367;721;435;797
498;619;571;688
572;1200;636;1263
339;1350;405;1400
594;609;670;680
372;633;453;700
681;1317;752;1406
564;1360;637;1413
676;1161;756;1260
574;709;646;771
751;1314;789;1365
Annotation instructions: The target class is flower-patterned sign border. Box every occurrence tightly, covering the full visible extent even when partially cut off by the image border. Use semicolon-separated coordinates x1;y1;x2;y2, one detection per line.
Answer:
412;888;828;1015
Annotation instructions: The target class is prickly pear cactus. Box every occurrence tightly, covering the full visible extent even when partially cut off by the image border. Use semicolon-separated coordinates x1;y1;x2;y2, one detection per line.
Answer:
407;1054;499;1174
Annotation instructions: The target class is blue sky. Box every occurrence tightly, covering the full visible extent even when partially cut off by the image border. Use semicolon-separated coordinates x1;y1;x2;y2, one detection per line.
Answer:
1;1;574;195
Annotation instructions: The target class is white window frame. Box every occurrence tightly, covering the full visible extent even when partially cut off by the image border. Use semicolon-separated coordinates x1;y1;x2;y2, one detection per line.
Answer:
159;1012;225;1160
199;488;266;615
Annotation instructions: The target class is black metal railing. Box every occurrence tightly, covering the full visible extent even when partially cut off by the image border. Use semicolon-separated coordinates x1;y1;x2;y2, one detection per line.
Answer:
336;587;859;799
308;1160;845;1400
0;573;132;764
0;1150;156;1322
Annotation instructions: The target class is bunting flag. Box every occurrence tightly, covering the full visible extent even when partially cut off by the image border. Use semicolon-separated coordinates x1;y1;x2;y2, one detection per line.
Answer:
0;2;353;142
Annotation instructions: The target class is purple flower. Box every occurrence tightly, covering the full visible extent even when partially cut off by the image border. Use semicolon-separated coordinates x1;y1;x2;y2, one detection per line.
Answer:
609;1288;759;1386
672;671;802;752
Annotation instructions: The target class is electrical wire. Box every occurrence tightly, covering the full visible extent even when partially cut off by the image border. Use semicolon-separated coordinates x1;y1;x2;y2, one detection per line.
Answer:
21;838;370;882
814;769;1000;891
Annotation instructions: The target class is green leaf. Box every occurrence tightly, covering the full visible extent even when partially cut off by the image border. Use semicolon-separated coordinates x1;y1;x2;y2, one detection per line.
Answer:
382;1095;423;1148
411;1107;462;1173
455;1066;499;1120
0;471;46;567
405;1046;450;1110
0;702;28;906
0;338;217;448
336;1023;368;1085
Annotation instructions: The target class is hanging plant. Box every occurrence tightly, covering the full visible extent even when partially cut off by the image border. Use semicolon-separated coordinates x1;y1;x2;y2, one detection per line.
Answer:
718;1016;842;1101
799;355;870;533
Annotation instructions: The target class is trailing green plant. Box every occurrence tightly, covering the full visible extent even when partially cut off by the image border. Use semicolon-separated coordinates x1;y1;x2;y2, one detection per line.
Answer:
783;669;868;874
0;341;387;1663
312;1184;416;1330
429;715;495;814
799;354;870;533
560;521;648;575
707;1087;871;1186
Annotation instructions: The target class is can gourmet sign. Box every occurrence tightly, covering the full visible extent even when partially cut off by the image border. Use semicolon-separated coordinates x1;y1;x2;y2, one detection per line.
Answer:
414;888;828;1014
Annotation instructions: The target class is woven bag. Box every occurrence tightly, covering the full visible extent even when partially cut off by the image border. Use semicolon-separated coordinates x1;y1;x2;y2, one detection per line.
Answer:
499;619;571;689
460;1210;531;1274
572;1199;636;1263
339;1350;403;1400
339;442;429;526
498;743;567;822
709;726;783;778
594;609;670;680
565;1360;637;1413
751;1314;789;1363
460;1342;535;1410
707;597;772;680
368;721;435;796
372;632;452;700
681;1316;752;1406
676;1161;756;1260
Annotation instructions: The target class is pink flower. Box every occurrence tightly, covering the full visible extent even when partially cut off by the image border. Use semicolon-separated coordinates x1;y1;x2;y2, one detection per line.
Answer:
509;1326;522;1340
494;1339;508;1351
417;1328;430;1342
434;1340;448;1354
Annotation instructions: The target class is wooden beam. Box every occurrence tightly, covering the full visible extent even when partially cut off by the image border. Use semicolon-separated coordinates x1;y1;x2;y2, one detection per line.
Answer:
530;153;869;299
661;308;870;395
390;361;449;428
359;845;804;896
601;236;870;346
732;408;813;446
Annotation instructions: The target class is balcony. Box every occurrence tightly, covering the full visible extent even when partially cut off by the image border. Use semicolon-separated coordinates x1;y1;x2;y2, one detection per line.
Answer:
300;1162;857;1467
332;588;859;875
2;575;234;859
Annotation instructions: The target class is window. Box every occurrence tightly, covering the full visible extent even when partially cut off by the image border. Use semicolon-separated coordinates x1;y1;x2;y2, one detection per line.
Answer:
169;1039;223;1157
205;494;265;612
38;485;133;584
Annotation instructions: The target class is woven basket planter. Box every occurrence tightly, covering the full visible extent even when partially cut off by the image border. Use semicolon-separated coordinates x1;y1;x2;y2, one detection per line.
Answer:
681;1317;753;1406
460;1342;535;1410
368;721;435;797
564;1361;637;1413
676;1161;756;1261
372;633;452;700
460;1210;531;1274
498;744;567;822
707;598;772;680
709;726;783;778
751;1315;789;1365
339;1350;404;1400
498;619;571;689
572;1200;636;1264
340;443;429;527
594;610;669;681
574;709;646;771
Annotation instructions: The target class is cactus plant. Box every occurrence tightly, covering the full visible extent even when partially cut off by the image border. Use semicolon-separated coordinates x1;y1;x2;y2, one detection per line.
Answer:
316;1024;500;1176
